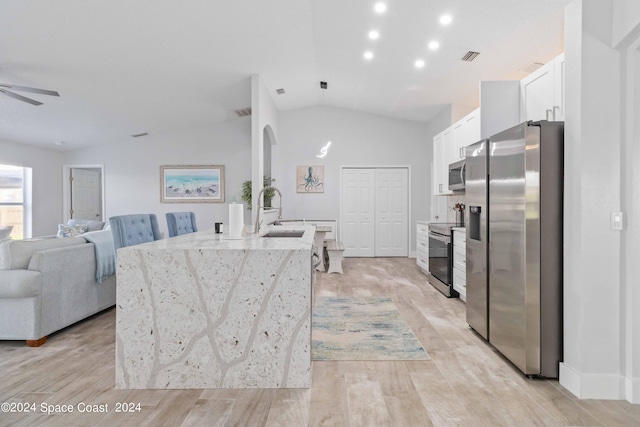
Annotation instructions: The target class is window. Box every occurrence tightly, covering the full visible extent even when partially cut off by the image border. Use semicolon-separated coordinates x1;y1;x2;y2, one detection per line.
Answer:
0;164;32;239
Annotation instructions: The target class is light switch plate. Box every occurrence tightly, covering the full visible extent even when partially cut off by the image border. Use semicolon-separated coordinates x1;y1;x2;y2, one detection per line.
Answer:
611;212;624;231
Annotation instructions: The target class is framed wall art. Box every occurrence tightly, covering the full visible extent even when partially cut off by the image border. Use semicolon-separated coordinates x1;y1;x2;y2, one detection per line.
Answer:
296;165;324;193
160;165;225;203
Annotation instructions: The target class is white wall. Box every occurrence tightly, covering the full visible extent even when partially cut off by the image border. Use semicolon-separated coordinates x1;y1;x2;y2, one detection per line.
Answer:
62;118;251;236
628;44;640;402
0;139;63;237
276;105;428;251
250;75;279;230
561;0;640;402
424;106;454;151
613;0;640;46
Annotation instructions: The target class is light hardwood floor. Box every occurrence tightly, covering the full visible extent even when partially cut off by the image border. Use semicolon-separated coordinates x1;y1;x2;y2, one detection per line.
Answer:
1;257;639;426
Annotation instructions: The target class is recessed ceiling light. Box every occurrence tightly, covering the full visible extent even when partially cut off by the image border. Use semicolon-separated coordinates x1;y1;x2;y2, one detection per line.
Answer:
415;59;425;68
428;41;440;50
374;2;387;14
440;14;452;26
368;30;380;40
364;51;374;60
54;141;64;146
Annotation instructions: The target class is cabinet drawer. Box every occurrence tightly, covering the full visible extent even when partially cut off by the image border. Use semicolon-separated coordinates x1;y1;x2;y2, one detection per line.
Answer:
453;267;466;302
453;266;466;288
416;248;429;272
453;230;466;246
416;235;429;253
416;222;429;237
453;245;466;270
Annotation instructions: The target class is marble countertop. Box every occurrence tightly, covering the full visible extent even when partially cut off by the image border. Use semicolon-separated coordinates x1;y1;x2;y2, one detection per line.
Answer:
115;224;314;389
452;226;466;231
120;225;316;252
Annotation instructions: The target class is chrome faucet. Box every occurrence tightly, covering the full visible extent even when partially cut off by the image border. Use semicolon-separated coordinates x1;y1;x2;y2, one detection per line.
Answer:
254;186;282;234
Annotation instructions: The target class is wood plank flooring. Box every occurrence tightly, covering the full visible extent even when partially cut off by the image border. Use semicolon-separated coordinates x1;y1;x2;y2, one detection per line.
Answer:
1;257;639;426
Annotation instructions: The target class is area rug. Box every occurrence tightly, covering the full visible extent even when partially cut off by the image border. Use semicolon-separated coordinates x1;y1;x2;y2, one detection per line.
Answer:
311;296;429;361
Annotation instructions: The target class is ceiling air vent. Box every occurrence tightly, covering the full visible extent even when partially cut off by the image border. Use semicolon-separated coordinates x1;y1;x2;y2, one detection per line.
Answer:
276;88;285;95
131;132;148;138
461;51;480;62
234;107;252;117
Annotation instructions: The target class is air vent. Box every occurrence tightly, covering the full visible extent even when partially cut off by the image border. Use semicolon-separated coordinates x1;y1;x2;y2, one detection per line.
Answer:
234;107;252;117
276;88;285;95
519;61;545;73
131;132;148;138
461;51;480;62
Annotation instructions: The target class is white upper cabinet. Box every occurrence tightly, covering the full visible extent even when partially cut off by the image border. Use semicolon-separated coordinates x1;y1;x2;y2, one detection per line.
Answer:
432;132;450;195
452;121;465;161
432;108;480;196
521;53;565;122
442;127;455;167
453;109;480;161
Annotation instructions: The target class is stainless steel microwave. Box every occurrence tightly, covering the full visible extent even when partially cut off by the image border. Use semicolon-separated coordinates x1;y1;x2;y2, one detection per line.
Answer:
448;160;466;190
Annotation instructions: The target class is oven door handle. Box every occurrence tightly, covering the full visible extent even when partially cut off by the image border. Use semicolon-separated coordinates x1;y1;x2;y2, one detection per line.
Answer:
428;232;450;244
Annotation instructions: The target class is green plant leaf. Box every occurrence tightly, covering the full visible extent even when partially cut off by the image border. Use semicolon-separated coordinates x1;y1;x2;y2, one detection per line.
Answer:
241;177;274;210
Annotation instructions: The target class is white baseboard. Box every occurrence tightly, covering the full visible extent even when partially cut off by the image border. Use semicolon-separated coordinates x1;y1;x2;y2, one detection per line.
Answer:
559;363;581;397
409;250;416;258
626;376;640;404
559;362;626;400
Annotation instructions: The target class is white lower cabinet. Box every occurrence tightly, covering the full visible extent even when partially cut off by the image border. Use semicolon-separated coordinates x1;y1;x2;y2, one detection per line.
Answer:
453;229;466;301
416;221;429;273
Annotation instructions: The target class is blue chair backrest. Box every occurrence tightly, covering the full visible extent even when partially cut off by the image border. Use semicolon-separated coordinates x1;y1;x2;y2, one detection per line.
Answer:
109;214;162;251
166;212;198;238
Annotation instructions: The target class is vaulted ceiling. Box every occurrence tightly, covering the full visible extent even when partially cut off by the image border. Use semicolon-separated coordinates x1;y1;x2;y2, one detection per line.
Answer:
0;0;570;150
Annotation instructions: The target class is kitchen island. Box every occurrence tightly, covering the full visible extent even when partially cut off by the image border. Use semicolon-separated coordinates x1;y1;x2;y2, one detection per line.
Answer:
115;226;314;389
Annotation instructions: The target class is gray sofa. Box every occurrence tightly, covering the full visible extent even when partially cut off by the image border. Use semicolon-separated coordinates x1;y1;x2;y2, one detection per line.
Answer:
0;234;116;346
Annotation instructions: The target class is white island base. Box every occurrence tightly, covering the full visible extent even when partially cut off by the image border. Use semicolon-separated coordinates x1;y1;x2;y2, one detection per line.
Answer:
115;227;314;389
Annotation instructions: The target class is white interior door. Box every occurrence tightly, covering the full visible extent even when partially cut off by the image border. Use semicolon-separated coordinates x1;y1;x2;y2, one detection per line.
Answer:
341;169;375;257
71;168;102;220
375;168;408;257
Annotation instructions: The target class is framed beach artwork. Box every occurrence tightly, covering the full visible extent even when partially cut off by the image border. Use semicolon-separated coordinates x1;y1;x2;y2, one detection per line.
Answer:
296;165;324;193
160;165;225;203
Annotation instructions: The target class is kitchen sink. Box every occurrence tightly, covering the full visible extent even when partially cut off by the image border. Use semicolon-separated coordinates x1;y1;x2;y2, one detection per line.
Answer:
261;230;305;238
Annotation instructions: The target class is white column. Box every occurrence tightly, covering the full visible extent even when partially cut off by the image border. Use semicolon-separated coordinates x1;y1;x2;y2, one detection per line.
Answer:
560;0;625;399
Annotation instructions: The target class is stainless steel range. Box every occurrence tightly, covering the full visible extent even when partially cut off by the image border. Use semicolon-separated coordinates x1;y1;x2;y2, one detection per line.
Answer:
428;223;459;298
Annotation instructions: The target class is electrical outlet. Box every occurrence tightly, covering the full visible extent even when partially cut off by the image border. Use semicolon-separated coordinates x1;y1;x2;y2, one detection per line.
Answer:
610;212;624;231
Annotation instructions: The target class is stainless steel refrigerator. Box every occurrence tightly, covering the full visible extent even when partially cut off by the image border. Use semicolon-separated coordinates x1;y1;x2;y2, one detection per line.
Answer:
465;121;563;378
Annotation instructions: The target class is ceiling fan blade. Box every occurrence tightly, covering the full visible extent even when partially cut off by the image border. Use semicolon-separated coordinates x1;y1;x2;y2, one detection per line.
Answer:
0;83;59;97
0;89;43;106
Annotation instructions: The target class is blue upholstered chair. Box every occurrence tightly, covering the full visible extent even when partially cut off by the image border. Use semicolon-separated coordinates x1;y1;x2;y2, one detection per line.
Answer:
165;212;198;238
109;214;162;252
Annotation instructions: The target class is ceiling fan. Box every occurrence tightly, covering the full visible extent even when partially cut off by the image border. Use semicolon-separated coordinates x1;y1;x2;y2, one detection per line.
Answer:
0;83;59;106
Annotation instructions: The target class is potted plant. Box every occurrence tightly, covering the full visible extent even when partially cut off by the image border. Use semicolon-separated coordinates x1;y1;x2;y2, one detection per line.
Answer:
241;176;274;210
